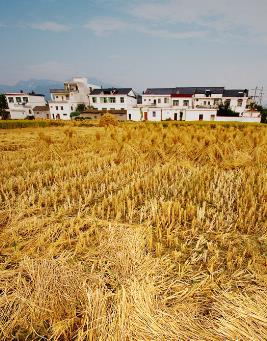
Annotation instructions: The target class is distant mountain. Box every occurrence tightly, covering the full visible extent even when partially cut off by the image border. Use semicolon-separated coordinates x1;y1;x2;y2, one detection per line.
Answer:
0;78;119;100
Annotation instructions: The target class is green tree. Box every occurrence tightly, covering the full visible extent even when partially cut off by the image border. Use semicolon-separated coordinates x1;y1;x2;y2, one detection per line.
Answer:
70;111;80;119
217;103;239;117
76;104;86;113
0;94;9;119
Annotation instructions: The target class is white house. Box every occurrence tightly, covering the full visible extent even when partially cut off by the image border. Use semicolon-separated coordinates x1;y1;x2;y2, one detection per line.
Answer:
89;88;138;111
49;77;100;120
132;87;261;122
5;92;46;119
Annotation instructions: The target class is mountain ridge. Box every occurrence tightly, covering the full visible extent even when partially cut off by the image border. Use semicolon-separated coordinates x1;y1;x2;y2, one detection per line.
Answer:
0;78;118;99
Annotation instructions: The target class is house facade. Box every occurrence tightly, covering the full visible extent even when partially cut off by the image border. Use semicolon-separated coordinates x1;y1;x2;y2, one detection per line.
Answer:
127;87;260;122
89;88;138;112
5;92;46;119
49;77;100;120
33;105;51;119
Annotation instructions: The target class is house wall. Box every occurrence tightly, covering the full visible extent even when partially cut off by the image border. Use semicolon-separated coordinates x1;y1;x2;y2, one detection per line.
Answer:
34;110;50;119
90;92;137;111
142;95;171;107
215;116;261;123
49;102;74;120
185;109;217;121
49;78;100;120
5;94;46;119
127;108;143;121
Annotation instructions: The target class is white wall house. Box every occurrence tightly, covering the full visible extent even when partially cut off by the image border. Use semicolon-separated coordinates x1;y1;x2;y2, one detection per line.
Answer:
49;77;100;120
89;88;138;111
134;87;261;123
5;92;46;119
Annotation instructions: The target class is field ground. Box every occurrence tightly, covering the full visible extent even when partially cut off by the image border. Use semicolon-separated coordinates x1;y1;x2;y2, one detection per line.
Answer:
0;122;267;340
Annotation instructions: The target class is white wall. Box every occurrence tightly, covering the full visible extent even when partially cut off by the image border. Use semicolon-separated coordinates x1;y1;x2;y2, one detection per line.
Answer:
5;94;46;119
90;92;137;111
215;116;261;123
142;95;171;107
127;108;142;121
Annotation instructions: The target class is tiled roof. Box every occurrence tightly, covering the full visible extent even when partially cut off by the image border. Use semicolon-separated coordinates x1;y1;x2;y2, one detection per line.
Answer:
144;87;225;95
33;105;50;112
144;88;176;95
223;89;248;97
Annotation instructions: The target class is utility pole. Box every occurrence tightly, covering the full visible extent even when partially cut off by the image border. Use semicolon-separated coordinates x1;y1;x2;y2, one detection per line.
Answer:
259;86;264;106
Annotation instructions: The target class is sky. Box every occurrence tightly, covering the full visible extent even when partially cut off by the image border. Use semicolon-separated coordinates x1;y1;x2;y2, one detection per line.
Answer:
0;0;266;101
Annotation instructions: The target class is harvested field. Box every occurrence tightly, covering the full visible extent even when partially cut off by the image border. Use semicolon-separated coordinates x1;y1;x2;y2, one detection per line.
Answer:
0;122;267;340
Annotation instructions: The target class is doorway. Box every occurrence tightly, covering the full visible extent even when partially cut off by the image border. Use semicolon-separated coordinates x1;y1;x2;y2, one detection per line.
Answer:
174;113;178;121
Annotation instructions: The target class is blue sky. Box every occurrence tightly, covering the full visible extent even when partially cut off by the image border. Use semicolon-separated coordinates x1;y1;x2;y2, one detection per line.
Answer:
0;0;266;100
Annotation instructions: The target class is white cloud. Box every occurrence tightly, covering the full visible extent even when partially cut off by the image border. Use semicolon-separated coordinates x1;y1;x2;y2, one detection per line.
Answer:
85;17;206;39
85;18;129;36
129;0;267;38
30;21;70;32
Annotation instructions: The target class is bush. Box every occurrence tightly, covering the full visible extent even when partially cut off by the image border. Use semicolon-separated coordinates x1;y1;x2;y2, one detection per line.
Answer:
99;113;118;127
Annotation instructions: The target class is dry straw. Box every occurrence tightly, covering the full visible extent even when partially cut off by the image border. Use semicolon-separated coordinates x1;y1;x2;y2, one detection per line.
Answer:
0;122;266;340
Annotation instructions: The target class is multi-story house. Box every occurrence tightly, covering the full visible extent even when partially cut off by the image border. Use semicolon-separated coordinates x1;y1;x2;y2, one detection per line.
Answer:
128;86;260;122
5;91;46;119
89;88;138;112
49;77;100;120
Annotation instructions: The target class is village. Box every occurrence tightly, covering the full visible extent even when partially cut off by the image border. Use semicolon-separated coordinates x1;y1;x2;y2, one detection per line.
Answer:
4;77;261;123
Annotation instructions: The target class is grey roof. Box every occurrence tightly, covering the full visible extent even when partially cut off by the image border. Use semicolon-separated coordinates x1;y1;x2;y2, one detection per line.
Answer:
223;89;248;97
144;87;225;95
144;88;176;95
90;88;133;95
33;105;50;112
175;87;196;95
194;87;224;94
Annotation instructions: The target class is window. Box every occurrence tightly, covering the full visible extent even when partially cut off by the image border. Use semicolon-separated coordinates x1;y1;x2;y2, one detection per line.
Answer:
183;100;189;107
109;97;116;103
110;108;115;110
8;97;14;103
56;96;58;99
23;97;28;103
16;97;22;103
173;100;179;106
152;111;156;117
100;97;108;103
144;99;146;102
71;106;73;111
56;106;58;110
120;97;124;103
208;101;210;105
66;95;69;100
214;99;219;106
61;106;63;110
158;98;161;104
128;114;132;120
199;114;203;121
225;99;231;106
63;113;67;116
211;114;215;121
204;101;207;105
237;99;243;107
92;97;97;103
164;98;168;104
102;108;107;111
